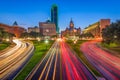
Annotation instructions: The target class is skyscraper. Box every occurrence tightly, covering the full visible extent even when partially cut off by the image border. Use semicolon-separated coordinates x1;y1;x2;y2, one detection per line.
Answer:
51;4;59;34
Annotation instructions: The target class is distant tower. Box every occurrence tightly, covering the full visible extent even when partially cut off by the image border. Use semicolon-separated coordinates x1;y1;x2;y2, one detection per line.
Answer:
51;4;59;34
69;18;74;29
13;21;18;26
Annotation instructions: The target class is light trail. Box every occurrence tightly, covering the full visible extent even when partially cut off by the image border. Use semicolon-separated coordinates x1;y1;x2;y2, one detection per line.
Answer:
52;43;58;80
0;40;22;58
27;41;59;80
27;39;96;80
39;45;56;80
26;42;57;80
81;40;120;80
60;41;96;80
0;39;34;80
0;42;26;71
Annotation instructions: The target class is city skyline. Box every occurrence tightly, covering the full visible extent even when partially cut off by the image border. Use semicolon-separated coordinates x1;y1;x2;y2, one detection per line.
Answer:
0;0;120;31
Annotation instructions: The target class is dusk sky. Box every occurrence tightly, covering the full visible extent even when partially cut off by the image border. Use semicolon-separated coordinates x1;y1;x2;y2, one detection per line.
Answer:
0;0;120;31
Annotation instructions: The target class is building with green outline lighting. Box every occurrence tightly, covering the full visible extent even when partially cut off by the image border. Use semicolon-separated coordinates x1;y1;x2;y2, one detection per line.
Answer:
51;4;59;34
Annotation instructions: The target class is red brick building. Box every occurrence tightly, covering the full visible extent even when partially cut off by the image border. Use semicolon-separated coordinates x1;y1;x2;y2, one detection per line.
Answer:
61;19;81;38
0;23;26;38
100;19;110;36
0;23;12;33
39;20;56;36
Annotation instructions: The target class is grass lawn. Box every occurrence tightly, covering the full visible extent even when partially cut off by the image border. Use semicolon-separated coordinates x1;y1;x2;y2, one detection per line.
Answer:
0;42;10;51
15;40;54;80
101;42;120;53
66;40;102;77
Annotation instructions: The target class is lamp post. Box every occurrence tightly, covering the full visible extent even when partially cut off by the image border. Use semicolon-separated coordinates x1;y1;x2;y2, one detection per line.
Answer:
45;29;49;49
73;39;77;44
114;35;117;43
114;35;117;38
45;39;49;49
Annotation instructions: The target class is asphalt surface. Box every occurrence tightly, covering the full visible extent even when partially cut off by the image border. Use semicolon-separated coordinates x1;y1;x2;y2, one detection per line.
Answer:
81;40;120;80
61;41;96;80
26;41;61;80
0;39;34;80
27;40;96;80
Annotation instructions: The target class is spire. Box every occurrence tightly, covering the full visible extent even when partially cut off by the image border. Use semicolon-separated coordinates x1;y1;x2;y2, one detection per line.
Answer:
13;21;18;26
69;18;74;29
70;18;73;23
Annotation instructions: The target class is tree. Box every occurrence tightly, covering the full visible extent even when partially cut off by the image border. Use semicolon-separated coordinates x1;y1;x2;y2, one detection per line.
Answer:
0;28;14;42
0;28;5;42
20;32;29;39
29;32;39;38
81;32;94;39
102;20;120;44
21;32;41;39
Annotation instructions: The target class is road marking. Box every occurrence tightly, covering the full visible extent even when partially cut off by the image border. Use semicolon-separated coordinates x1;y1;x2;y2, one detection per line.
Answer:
45;45;57;80
0;41;34;79
26;42;56;80
52;44;58;80
38;42;57;80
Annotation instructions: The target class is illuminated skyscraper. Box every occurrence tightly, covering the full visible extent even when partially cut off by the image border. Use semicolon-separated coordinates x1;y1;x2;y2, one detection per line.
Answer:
51;4;59;34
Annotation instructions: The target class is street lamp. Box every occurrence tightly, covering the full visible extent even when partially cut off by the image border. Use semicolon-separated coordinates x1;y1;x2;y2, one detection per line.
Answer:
74;40;76;44
37;37;40;41
114;35;117;38
45;39;49;49
45;29;49;49
73;39;77;44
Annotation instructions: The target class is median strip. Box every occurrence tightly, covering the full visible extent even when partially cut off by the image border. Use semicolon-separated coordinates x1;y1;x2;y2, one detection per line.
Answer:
0;42;11;51
66;40;102;77
14;40;54;80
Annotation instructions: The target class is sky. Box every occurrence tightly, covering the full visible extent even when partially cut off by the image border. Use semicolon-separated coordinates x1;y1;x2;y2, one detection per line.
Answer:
0;0;120;31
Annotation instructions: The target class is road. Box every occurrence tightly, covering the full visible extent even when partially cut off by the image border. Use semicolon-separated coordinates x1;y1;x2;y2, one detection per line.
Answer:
81;40;120;80
0;39;34;80
26;40;61;80
60;41;96;80
27;39;96;80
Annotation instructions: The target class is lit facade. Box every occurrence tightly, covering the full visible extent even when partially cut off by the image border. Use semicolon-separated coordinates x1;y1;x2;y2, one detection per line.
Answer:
39;20;56;36
13;25;26;37
61;19;81;38
83;19;110;38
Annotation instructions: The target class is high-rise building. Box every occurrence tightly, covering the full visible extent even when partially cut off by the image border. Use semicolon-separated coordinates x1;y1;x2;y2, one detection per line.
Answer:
51;4;59;34
39;20;56;36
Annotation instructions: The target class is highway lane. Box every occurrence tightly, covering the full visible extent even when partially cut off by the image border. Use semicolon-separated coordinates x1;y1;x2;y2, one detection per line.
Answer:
0;40;22;58
26;40;61;80
27;39;96;80
0;40;26;69
81;40;120;80
0;39;34;80
60;41;96;80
